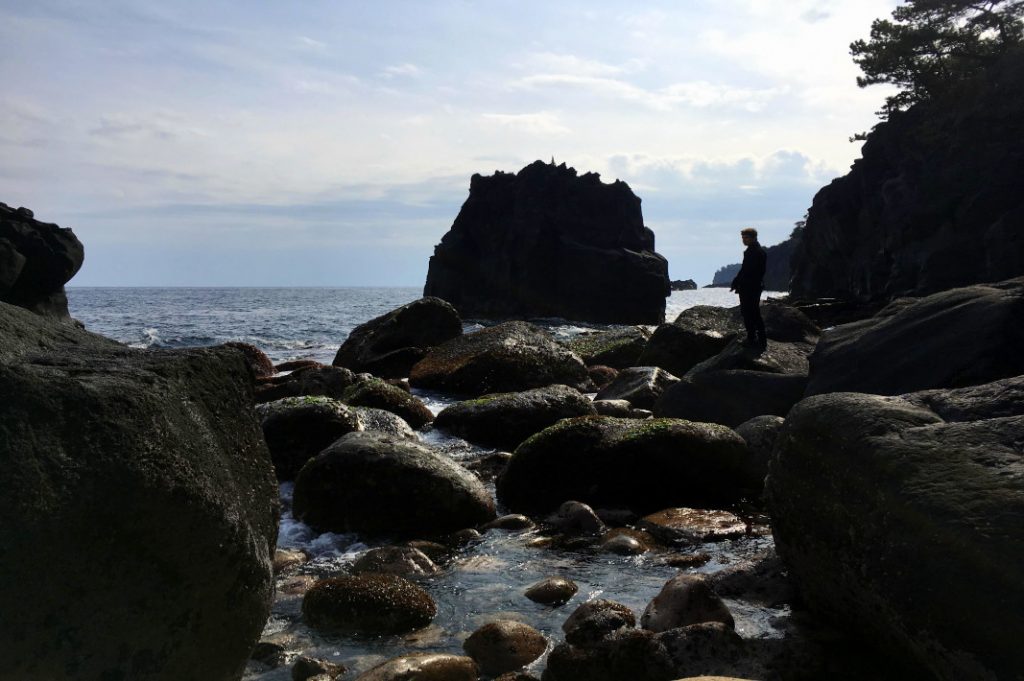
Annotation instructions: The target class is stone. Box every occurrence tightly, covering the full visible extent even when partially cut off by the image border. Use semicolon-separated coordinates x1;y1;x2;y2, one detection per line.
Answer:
292;655;346;680
592;399;633;417
255;364;358;403
409;321;591;396
482;514;535;531
545;500;606;536
733;415;785;494
565;327;651;369
222;341;276;378
594;366;680;410
423;160;670;324
273;548;308;574
351;546;440;579
685;337;815;377
638;508;747;545
275;359;322;372
257;396;363;480
599;533;647;555
463;451;512;482
524;577;579;606
0;203;84;317
0;301;279;680
653;370;808;429
434;384;596;450
707;549;793;608
463;620;548;677
495;673;541;681
641;574;735;632
562;599;636;647
671;279;698;291
341;375;434;429
805;277;1024;396
636;306;740;377
655;623;747;678
767;378;1024;679
497;417;754;516
302;573;436;635
293;431;495;538
353;653;478;681
332;296;462;378
351;406;417;440
543;628;672;681
587;365;618;390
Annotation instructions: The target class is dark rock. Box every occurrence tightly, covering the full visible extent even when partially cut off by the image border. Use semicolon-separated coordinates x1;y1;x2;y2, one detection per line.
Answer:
435;384;596;450
565;327;651;369
257;396;362;480
251;641;287;668
423;160;670;324
636;305;741;377
761;300;820;344
733;415;785;492
599;531;648;555
638;508;747;545
545;500;606;536
275;358;323;372
273;548;308;574
441;527;483;546
587;365;618;390
592;399;634;417
463;450;512;482
351;406;416;439
354;653;478;681
708;548;794;607
686;337;814;377
222;341;275;378
653;370;808;429
463;620;547;677
482;514;535;531
255;364;358;403
293;431;495;538
0;203;84;317
562;599;636;647
410;321;591;395
671;279;698;291
351;546;440;579
525;577;579;606
805;277;1024;396
641;574;734;632
594;366;679;410
767;378;1024;680
302;573;436;634
332;296;462;378
403;540;452;564
543;628;672;681
495;673;541;681
498;417;753;515
654;623;749;677
292;655;346;681
342;375;434;429
791;51;1024;302
0;302;278;680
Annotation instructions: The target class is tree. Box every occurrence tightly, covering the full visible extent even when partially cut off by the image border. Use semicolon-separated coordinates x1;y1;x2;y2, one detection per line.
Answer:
851;0;1024;116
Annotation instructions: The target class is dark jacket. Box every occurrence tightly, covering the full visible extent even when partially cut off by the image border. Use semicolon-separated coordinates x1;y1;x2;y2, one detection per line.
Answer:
732;242;767;292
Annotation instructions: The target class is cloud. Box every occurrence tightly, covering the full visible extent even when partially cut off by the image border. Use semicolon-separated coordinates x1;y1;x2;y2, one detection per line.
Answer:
296;35;327;52
481;112;571;135
381;63;421;78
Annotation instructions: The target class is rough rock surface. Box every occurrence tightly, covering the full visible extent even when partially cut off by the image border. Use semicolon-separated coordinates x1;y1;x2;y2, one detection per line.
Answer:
733;415;785;492
565;326;651;369
638;508;748;545
791;52;1024;302
302;573;436;634
409;321;591;395
636;306;740;377
640;574;735;632
222;341;276;378
350;546;440;579
0;203;84;317
805;277;1024;396
594;366;680;410
255;364;358;403
423;160;670;324
293;431;495;538
463;620;547;677
497;416;754;515
0;302;279;680
653;370;808;429
332;296;462;378
434;384;597;450
341;376;434;429
767;378;1024;680
257;396;362;480
562;599;636;647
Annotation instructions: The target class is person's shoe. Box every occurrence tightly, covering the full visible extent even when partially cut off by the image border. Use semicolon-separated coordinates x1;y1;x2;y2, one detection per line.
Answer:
756;333;768;349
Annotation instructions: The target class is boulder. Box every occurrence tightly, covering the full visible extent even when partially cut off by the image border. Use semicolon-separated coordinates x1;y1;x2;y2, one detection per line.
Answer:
767;378;1024;680
525;576;579;606
588;365;618;390
257;396;362;480
351;406;417;440
0;301;278;680
409;321;591;395
293;431;495;538
350;546;440;579
302;573;436;634
653;371;808;429
636;306;740;377
562;599;636;647
544;628;672;681
498;417;754;515
733;415;785;491
640;574;735;632
222;341;275;378
655;623;748;678
423;160;670;324
332;296;462;378
292;656;346;681
565;327;651;369
255;364;357;403
463;620;548;677
434;384;597;450
594;366;680;410
545;500;606;536
805;277;1024;396
638;508;747;545
354;653;478;681
685;338;814;377
0;203;84;317
341;375;434;429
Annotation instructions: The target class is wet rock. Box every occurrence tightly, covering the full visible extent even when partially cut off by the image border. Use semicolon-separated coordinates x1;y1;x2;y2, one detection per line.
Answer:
525;577;578;606
636;306;740;377
599;532;647;555
275;359;322;373
342;375;434;429
495;673;541;681
351;406;417;439
655;623;750;678
278;575;317;596
351;546;440;579
251;641;287;668
463;451;512;482
0;203;83;317
332;296;462;378
292;655;346;680
403;540;452;564
545;500;606;536
354;652;478;680
273;548;308;574
302;573;436;635
565;326;651;369
434;384;596;450
544;628;670;681
660;552;712;569
293;431;495;538
482;514;535;531
592;399;632;417
768;378;1024;679
222;341;275;378
638;508;747;545
498;417;753;515
463;620;548;677
594;366;680;410
562;599;636;647
733;415;785;494
442;528;483;547
409;321;592;396
708;549;793;607
257;396;363;480
653;370;808;428
256;364;358;403
587;365;618;390
641;574;735;632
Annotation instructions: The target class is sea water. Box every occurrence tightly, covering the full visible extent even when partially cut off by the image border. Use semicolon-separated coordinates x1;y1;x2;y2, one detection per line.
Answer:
66;286;787;678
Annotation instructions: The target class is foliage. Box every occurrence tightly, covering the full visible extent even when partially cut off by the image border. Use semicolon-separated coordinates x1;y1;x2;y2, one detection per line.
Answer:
851;0;1024;116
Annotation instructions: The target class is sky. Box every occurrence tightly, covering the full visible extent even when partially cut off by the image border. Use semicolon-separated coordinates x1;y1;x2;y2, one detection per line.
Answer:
1;0;900;287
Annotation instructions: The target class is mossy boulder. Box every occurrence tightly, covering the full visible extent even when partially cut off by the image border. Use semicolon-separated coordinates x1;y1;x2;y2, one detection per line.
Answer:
342;376;434;429
594;366;679;410
302;573;436;634
255;364;357;403
257;396;362;480
565;326;651;369
654;371;807;429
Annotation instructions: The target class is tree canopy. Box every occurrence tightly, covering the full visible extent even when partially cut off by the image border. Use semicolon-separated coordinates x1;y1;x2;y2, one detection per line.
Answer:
851;0;1024;116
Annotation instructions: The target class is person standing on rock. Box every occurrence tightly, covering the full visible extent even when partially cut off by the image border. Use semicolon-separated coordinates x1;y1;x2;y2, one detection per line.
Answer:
730;227;767;349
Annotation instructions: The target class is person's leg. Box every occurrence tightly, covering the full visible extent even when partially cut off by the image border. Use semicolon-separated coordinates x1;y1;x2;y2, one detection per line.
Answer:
753;288;767;347
739;290;757;345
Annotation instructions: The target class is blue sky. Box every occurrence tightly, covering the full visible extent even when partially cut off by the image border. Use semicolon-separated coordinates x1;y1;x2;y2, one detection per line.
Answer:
1;0;898;286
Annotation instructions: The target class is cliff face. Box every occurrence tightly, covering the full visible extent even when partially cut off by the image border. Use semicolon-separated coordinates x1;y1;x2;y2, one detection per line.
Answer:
0;203;84;318
424;161;670;324
790;51;1024;302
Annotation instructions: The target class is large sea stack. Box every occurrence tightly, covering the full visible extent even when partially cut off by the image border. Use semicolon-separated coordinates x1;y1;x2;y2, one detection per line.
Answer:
790;51;1024;302
423;161;670;324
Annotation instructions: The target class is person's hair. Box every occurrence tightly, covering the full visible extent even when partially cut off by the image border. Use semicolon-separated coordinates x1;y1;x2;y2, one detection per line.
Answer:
740;227;758;238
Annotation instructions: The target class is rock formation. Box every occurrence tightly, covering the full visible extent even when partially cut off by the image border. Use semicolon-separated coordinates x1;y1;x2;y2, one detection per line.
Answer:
0;202;84;317
790;50;1024;301
423;160;670;324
